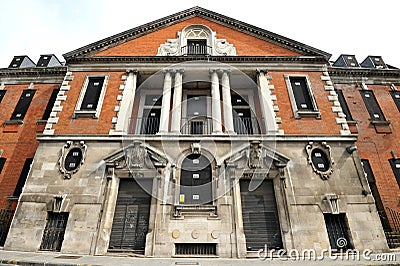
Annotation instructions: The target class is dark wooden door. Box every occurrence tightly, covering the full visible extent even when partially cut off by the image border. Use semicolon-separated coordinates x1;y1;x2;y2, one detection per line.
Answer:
240;179;283;251
109;179;152;252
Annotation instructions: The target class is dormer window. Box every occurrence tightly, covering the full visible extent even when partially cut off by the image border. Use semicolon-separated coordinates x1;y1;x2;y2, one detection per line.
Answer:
157;24;236;56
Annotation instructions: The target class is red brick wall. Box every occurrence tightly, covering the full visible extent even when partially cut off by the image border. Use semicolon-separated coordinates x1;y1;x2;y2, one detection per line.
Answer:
0;83;59;209
336;83;400;213
93;17;301;57
53;72;125;134
271;71;342;135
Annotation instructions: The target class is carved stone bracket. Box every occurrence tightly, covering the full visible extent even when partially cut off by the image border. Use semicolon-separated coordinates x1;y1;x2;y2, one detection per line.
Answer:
59;141;87;179
305;141;334;180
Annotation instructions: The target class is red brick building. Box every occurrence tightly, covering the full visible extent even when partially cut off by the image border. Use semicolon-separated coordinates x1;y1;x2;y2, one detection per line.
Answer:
0;7;398;257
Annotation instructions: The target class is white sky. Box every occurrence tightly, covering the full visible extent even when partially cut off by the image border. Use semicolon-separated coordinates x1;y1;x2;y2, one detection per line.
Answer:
0;0;399;68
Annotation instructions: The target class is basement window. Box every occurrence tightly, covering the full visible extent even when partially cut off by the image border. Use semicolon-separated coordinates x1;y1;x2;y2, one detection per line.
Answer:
10;89;36;120
175;243;216;256
74;75;109;118
285;75;320;118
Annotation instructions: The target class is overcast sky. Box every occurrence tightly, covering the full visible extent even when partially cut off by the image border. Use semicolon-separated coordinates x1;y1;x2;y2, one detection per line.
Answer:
0;0;399;68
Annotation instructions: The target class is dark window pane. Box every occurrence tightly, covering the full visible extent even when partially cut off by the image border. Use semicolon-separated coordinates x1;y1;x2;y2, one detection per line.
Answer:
311;149;330;172
390;91;400;112
141;108;160;134
0;158;6;174
0;90;6;103
10;89;36;120
144;95;162;106
336;90;353;121
80;77;105;110
290;77;313;111
360;90;386;121
42;89;59;120
13;158;33;197
187;39;207;55
231;94;249;106
389;159;400;188
361;159;375;183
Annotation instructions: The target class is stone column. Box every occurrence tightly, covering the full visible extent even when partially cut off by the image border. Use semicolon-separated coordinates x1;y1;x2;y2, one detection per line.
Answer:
221;70;235;134
210;69;223;134
171;70;183;134
159;70;173;134
113;69;137;134
257;69;278;133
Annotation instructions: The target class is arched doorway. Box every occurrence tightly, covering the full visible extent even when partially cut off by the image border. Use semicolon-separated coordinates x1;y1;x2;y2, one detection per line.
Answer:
179;154;212;205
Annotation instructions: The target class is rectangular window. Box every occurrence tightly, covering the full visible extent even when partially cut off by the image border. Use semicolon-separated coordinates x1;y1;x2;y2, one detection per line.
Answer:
42;89;59;120
0;90;6;103
10;90;36;120
40;212;69;251
324;213;353;251
360;90;386;121
336;89;353;121
285;75;319;118
0;158;6;174
74;76;108;118
389;158;400;188
139;94;162;134
390;91;400;112
13;158;33;197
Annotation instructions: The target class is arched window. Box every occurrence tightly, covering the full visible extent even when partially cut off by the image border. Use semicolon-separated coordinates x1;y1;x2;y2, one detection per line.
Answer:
179;154;212;204
157;24;236;56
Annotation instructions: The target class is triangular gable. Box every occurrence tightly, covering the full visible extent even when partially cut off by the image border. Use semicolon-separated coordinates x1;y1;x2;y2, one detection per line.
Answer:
63;6;331;60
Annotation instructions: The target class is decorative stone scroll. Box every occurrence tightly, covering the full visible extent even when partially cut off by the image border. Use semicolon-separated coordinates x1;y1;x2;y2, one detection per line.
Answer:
157;24;236;56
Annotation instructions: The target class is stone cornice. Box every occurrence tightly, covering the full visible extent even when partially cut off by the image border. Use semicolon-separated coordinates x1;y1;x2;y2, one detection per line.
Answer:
0;67;67;84
67;56;328;65
63;7;331;60
328;66;400;84
328;66;400;78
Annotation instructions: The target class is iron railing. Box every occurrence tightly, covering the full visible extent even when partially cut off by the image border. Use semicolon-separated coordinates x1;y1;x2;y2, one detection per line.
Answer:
383;206;400;249
180;45;212;56
132;117;160;135
233;117;260;135
0;209;14;246
387;206;400;232
181;116;213;135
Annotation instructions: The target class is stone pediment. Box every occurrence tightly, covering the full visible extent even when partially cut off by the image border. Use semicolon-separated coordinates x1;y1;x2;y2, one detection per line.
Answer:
104;141;172;177
223;141;290;171
63;6;330;60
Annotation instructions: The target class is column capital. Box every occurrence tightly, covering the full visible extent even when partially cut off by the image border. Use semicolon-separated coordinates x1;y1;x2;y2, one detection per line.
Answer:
175;68;185;74
125;69;138;74
256;68;268;75
162;68;175;75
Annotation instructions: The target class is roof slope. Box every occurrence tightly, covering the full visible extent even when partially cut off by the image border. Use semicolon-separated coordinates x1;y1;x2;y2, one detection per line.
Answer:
63;6;331;60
